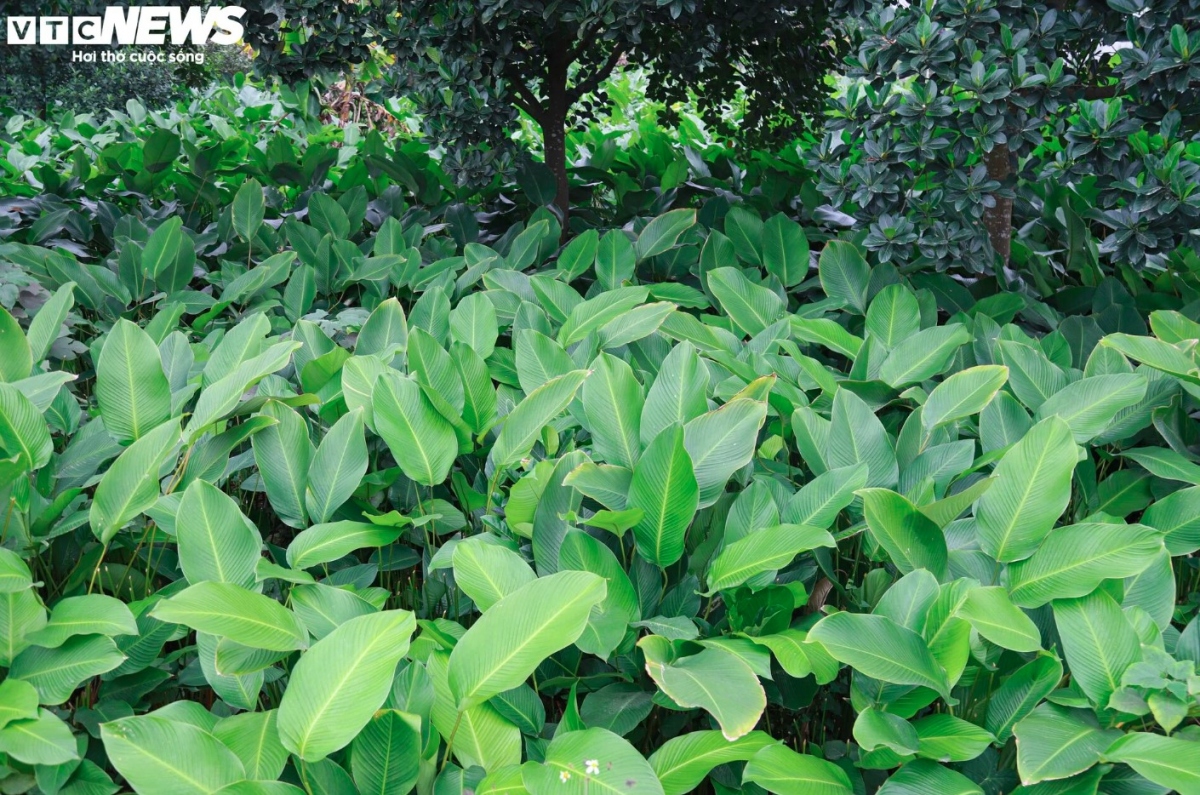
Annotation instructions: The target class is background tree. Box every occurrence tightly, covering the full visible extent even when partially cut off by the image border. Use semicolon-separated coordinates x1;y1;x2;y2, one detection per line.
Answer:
244;0;833;227
812;0;1200;280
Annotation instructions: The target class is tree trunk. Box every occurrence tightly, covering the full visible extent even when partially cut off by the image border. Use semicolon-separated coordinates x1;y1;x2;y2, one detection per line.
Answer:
983;144;1013;268
543;44;571;232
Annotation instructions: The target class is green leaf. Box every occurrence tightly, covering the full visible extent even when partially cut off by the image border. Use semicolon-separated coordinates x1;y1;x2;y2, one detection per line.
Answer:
818;241;869;314
558;529;640;658
866;284;920;349
278;610;416;761
1034;374;1147;443
1122;446;1200;485
427;650;521;771
808;612;951;700
879;325;972;388
22;594;137;648
641;641;765;741
95;319;171;443
89;417;180;544
252;401;312;528
638;209;696;261
876;760;982;795
582;353;644;469
556;229;599;281
524;727;664;795
1052;590;1139;709
923;365;1009;430
628;425;699;567
176;480;262;588
0;709;78;766
0;678;38;730
305;408;368;523
828;388;898;489
212;710;288;781
707;267;785;337
286;521;405;570
684;398;768;507
1142;484;1200;555
984;653;1063;743
912;714;994;762
999;341;1068;412
640;342;709;446
350;709;422;795
1007;522;1164;607
449;570;606;709
859;488;949;579
854;706;919;755
762;213;809;287
0;305;32;382
743;743;854;795
491;370;589;468
151;581;308;651
706;524;834;593
373;370;458;486
1103;732;1200;795
232;178;265;243
452;536;537;611
141;216;184;280
0;382;53;471
783;464;868;529
976;416;1077;562
649;731;776;795
956;587;1041;652
1012;704;1118;786
10;634;125;705
26;283;74;365
102;716;246;795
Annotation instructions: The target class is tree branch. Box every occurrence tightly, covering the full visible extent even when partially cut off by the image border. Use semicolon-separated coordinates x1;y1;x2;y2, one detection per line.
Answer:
566;19;605;64
567;47;625;104
503;68;547;123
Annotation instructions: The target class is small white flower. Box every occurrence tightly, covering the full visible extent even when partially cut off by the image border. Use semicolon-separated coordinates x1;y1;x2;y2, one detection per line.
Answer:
560;771;571;783
585;760;600;776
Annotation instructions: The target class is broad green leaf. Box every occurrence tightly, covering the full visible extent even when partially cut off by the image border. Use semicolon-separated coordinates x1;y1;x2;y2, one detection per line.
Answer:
10;634;125;704
808;612;951;700
491;370;589;468
640;341;709;446
286;521;405;570
596;230;636;290
707;267;785;337
1034;374;1147;442
684;398;768;507
558;287;648;346
1012;705;1118;785
452;536;537;611
1122;446;1200;485
0;678;38;730
582;353;643;469
628;425;699;567
524;727;664;795
142;216;184;281
0;382;53;471
956;587;1041;652
0;305;32;382
212;710;288;781
743;743;854;795
879;325;972;388
859;488;949;579
818;241;869;314
89;417;180;544
706;524;834;593
252;401;311;528
305;408;368;523
876;759;983;795
866;284;920;349
1103;732;1200;795
911;714;994;762
638;209;696;261
95;319;171;443
0;590;46;667
0;708;77;766
783;464;868;529
828;388;898;489
350;709;422;795
558;529;640;658
427;650;521;772
1007;522;1164;607
151;581;308;651
176;480;262;588
649;731;776;795
26;282;73;365
985;653;1063;743
641;641;765;741
762;213;809;287
102;716;246;795
451;292;500;359
854;706;919;754
976;416;1077;562
923;366;1009;430
449;570;606;709
999;340;1068;411
278;610;416;761
373;370;457;486
232;178;265;242
556;228;599;281
1052;590;1140;709
1142;484;1200;555
22;594;137;648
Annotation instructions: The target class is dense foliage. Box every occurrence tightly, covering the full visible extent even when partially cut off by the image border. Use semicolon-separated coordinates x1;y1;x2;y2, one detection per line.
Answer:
815;0;1200;277
1;79;1200;795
